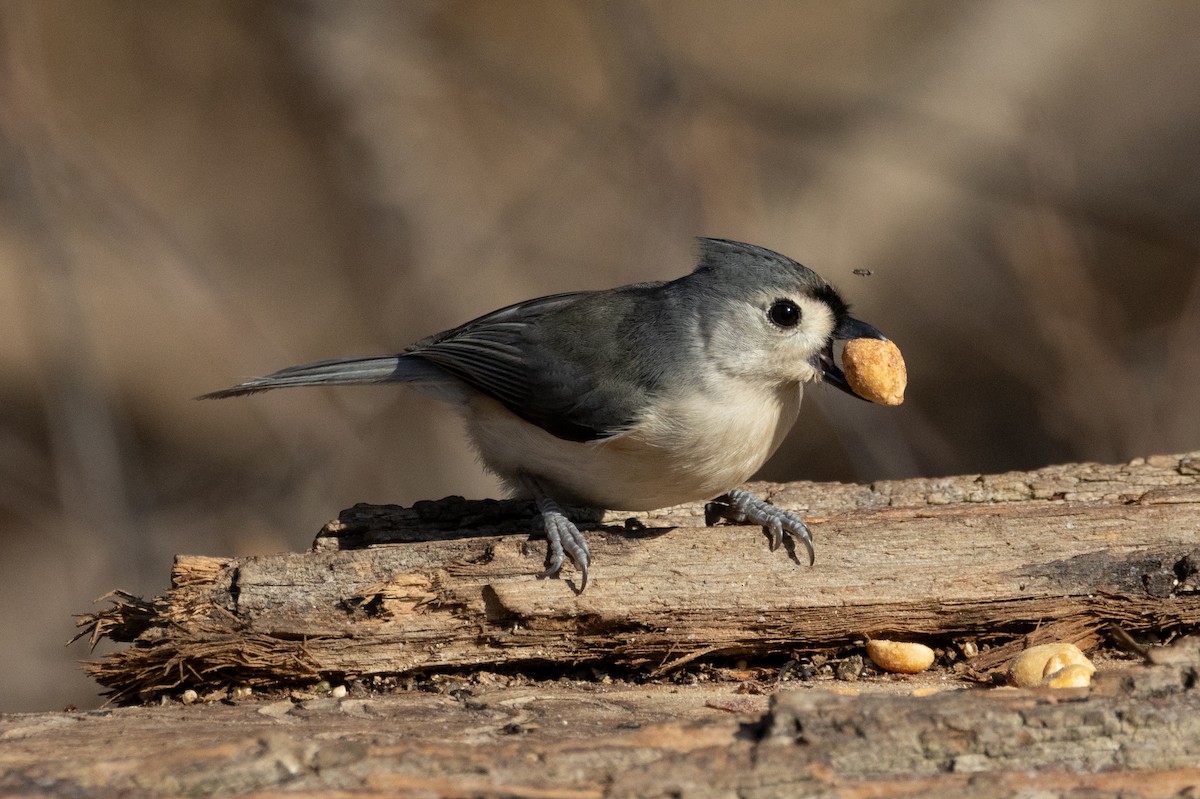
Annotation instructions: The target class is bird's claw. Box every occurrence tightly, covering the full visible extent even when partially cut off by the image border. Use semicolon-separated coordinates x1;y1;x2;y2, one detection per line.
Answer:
522;476;591;591
705;489;815;566
535;506;590;591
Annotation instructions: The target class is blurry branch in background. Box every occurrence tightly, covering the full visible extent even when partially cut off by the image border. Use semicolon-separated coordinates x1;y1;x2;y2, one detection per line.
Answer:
0;8;135;550
1000;123;1200;461
1000;131;1147;463
0;9;324;590
1163;266;1200;447
1;5;374;524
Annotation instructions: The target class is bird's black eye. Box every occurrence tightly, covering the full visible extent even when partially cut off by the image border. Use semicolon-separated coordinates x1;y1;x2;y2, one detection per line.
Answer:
768;299;802;328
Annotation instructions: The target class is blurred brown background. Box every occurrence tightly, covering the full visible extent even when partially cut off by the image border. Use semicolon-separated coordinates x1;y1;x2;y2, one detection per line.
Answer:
2;0;1198;712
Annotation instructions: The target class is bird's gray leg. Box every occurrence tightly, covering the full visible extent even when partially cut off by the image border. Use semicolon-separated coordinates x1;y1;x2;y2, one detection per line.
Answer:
521;476;591;591
705;488;815;566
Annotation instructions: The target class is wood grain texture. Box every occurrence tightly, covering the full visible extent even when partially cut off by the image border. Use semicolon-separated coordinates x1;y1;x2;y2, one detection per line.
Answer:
5;662;1200;798
79;453;1200;701
31;452;1200;797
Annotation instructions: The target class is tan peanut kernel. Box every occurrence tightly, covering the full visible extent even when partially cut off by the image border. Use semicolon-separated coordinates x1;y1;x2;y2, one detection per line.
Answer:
1008;643;1095;688
842;338;907;405
866;639;936;674
1042;663;1094;688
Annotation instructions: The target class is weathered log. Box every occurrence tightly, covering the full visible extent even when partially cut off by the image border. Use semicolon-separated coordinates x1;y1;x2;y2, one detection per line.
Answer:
4;659;1200;798
77;453;1200;702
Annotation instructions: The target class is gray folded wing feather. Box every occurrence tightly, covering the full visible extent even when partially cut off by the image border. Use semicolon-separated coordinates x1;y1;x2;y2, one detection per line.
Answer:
403;290;656;442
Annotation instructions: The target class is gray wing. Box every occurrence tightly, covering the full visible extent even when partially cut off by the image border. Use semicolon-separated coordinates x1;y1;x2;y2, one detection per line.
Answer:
404;289;661;442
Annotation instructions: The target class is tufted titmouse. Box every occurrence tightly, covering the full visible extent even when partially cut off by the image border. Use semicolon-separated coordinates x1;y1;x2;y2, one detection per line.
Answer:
202;238;889;590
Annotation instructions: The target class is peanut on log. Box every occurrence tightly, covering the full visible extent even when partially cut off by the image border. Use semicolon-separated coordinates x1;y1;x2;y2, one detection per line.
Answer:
1008;643;1095;688
866;640;936;674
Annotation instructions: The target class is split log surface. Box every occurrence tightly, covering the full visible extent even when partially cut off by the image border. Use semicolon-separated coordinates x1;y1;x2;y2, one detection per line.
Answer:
5;662;1200;798
80;453;1200;700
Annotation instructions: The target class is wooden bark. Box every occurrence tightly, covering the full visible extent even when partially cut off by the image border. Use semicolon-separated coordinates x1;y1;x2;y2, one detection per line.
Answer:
77;452;1200;702
4;660;1200;798
6;451;1193;797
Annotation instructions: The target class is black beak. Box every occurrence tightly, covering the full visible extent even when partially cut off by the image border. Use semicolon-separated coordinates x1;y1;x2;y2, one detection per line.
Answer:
810;317;888;400
833;317;887;342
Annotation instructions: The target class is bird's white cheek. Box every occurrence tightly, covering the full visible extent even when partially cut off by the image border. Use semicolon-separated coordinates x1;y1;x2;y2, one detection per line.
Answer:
707;309;832;385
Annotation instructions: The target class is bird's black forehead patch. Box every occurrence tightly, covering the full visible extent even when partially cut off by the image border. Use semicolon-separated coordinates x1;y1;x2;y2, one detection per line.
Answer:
810;281;849;325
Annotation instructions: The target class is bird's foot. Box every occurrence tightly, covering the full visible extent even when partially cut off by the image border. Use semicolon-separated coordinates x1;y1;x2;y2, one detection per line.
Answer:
537;506;590;591
523;478;590;591
705;488;815;566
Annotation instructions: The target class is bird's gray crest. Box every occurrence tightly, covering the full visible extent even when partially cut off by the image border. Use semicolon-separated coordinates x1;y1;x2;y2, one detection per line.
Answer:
692;238;848;320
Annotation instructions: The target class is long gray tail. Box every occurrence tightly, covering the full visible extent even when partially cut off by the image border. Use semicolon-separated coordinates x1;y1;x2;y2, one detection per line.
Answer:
198;355;441;399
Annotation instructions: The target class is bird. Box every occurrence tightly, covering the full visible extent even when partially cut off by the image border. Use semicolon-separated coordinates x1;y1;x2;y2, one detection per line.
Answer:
200;238;889;591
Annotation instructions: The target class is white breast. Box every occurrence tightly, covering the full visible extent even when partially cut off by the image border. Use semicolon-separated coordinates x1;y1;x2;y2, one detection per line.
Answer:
463;381;802;511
